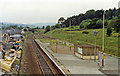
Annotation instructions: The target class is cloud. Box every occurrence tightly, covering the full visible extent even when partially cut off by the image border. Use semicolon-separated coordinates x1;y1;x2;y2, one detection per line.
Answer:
0;0;119;23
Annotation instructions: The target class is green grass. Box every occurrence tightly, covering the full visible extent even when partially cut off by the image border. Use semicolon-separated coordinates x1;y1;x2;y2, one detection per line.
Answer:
39;37;62;45
45;28;119;57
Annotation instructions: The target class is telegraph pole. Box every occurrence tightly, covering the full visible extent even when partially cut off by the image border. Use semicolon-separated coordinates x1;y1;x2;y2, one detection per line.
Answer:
102;11;105;67
102;11;105;53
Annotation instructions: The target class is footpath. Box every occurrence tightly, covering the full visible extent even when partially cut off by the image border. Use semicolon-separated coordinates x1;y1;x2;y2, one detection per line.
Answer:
98;51;119;75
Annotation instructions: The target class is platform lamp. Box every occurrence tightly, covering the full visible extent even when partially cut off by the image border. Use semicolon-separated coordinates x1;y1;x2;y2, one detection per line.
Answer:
102;10;105;67
69;19;72;51
94;31;98;62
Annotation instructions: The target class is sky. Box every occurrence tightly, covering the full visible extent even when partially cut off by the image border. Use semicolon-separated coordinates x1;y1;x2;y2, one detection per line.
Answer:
0;0;119;24
118;1;120;8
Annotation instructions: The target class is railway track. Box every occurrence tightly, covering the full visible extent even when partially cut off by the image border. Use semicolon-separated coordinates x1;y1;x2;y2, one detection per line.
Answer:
29;36;65;76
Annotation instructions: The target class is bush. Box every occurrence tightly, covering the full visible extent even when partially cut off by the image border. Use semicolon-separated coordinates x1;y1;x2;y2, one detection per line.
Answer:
107;27;112;36
24;28;27;31
55;24;61;28
80;19;92;29
75;28;80;31
82;31;89;34
70;26;74;29
96;19;103;28
44;26;50;33
113;19;120;33
62;25;66;28
51;26;55;30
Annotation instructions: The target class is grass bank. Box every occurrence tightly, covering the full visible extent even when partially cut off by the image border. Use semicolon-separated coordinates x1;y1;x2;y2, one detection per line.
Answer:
45;28;119;57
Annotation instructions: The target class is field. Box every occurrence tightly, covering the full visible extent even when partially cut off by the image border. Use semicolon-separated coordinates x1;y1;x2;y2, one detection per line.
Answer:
44;28;119;57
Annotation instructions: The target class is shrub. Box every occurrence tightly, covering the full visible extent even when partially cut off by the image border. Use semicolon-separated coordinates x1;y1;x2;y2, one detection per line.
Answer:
70;26;74;29
55;24;61;28
44;26;50;33
107;27;112;36
82;31;89;34
75;28;80;31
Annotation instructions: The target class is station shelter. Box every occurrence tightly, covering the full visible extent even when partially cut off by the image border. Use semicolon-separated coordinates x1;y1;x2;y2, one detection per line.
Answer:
74;44;99;60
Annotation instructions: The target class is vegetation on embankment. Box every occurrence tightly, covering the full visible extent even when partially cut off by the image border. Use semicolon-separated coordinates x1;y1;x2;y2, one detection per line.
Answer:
45;28;119;57
44;8;120;34
43;8;119;57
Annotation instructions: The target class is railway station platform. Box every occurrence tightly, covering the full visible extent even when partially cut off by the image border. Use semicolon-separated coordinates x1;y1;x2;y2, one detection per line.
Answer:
35;39;105;75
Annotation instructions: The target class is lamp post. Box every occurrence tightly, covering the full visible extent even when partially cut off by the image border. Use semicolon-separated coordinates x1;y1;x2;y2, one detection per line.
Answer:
69;19;72;51
102;11;105;53
94;31;98;62
102;11;105;67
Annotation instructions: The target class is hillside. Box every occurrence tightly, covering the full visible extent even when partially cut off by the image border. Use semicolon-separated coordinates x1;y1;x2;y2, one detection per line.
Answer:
45;28;119;57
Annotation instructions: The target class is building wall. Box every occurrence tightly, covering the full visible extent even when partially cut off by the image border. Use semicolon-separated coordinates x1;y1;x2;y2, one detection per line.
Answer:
75;52;99;60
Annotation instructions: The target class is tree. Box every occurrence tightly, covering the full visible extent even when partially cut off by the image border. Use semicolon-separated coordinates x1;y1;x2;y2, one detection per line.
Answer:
42;26;45;29
113;19;120;32
80;19;92;29
24;28;27;31
88;18;99;29
2;26;5;29
108;20;114;28
107;27;112;36
72;18;77;26
104;20;108;27
26;26;30;29
78;14;86;24
31;29;35;34
106;9;113;19
58;17;65;24
117;8;120;17
96;19;103;28
10;25;18;29
95;9;104;19
85;9;95;19
44;26;50;33
55;24;61;28
51;26;55;30
62;24;66;28
18;26;23;29
54;8;119;30
36;26;40;29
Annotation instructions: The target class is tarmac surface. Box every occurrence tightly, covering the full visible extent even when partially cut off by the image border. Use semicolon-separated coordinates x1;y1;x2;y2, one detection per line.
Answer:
35;39;107;75
53;53;103;74
98;52;119;75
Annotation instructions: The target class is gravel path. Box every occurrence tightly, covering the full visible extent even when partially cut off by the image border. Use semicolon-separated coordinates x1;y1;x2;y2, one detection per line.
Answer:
21;36;42;74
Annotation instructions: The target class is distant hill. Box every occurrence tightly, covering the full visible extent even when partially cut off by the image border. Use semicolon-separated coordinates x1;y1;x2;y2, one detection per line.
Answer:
31;23;55;28
0;22;55;28
0;22;31;28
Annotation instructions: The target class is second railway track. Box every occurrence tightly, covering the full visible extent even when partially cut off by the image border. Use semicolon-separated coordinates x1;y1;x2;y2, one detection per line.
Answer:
29;35;65;76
